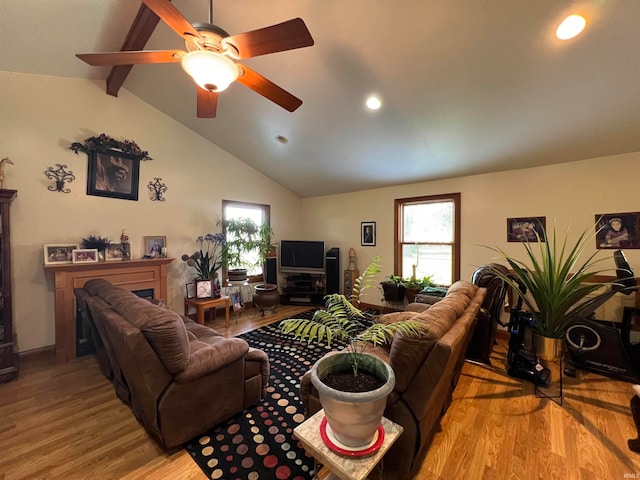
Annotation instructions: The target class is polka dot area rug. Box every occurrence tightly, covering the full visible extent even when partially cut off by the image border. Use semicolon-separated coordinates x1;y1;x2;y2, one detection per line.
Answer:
185;310;350;480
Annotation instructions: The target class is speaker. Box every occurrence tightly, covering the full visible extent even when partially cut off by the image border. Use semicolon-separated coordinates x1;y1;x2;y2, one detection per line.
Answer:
264;257;277;285
325;248;340;294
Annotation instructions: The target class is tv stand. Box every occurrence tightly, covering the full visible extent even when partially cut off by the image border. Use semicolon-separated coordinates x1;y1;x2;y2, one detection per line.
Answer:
282;273;326;305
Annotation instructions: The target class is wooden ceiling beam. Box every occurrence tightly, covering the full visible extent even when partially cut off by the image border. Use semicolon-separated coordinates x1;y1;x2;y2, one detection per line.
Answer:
106;2;169;97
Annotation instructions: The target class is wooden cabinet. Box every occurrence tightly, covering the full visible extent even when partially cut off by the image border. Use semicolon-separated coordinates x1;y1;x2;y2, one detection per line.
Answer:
0;189;17;383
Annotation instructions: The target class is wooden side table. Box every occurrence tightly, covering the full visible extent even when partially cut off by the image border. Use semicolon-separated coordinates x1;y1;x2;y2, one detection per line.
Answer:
294;409;403;480
184;295;230;327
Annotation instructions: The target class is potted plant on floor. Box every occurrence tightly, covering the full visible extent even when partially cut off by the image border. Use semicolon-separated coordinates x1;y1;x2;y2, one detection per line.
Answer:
221;217;279;312
485;223;633;361
281;256;425;448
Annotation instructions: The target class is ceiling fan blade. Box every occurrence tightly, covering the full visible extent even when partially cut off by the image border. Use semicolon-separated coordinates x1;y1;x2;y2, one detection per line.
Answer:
77;50;182;66
237;65;302;112
223;18;314;59
106;2;165;97
197;88;218;118
142;0;203;40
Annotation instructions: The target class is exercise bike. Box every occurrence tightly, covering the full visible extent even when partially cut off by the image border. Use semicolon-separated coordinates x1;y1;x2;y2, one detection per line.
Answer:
564;250;640;383
505;280;552;387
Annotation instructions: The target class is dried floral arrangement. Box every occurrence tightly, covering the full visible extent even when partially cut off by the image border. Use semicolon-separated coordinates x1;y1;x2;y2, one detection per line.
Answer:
69;133;152;161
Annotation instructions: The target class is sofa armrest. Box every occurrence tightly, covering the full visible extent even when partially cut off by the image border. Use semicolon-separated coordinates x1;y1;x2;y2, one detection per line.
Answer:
175;338;249;383
405;303;431;313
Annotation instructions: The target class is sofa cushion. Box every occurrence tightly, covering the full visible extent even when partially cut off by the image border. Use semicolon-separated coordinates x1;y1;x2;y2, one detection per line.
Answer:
141;316;190;374
101;287;191;374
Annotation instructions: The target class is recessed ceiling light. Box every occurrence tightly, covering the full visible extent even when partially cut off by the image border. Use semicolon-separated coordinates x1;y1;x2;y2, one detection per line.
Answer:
365;96;382;110
275;135;288;144
556;14;586;40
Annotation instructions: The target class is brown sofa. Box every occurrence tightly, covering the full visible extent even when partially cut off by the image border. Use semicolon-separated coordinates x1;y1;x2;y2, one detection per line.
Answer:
75;278;269;448
300;280;485;479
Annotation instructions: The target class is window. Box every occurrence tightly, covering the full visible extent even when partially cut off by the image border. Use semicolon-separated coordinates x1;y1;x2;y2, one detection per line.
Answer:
222;200;270;282
394;193;461;286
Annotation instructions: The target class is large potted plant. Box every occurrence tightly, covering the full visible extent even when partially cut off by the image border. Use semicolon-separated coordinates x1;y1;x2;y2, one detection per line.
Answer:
281;256;425;447
486;224;630;360
222;218;278;311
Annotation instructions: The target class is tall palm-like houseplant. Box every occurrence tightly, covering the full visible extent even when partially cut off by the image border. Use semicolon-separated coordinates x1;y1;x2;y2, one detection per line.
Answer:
486;224;628;340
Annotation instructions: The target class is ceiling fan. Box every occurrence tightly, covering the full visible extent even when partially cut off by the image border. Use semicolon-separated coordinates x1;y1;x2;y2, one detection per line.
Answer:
76;0;314;118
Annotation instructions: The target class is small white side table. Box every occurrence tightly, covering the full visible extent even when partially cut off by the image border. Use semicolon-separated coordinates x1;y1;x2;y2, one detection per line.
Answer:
225;279;251;314
294;409;403;480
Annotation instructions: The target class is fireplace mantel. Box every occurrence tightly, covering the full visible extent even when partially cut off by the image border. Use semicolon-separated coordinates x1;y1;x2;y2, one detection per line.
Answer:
44;257;174;361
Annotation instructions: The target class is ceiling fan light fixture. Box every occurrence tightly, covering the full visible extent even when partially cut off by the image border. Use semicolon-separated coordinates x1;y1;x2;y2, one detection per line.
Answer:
181;50;239;92
556;14;586;40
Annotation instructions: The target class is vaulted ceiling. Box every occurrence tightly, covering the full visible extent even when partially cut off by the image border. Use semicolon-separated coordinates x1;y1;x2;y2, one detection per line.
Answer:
2;0;639;197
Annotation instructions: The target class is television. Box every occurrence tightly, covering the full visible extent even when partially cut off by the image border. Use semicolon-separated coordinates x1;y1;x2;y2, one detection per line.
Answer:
279;240;325;274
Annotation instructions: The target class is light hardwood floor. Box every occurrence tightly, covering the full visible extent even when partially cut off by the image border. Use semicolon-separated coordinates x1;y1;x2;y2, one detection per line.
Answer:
0;306;638;479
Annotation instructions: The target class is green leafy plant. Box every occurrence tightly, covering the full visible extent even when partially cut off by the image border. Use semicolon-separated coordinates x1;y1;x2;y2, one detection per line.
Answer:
401;275;434;290
281;255;426;376
221;217;275;273
485;224;628;338
181;233;225;280
81;235;111;251
70;133;152;160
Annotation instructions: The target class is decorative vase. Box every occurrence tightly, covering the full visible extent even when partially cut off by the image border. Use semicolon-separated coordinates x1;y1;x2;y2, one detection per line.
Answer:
253;283;279;315
311;352;395;448
98;249;106;262
533;333;563;362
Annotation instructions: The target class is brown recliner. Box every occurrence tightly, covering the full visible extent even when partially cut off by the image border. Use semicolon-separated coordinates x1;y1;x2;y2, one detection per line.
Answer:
465;263;511;365
77;279;269;448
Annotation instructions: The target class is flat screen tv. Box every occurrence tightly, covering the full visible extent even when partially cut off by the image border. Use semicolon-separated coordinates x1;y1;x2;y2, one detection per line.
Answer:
279;240;325;274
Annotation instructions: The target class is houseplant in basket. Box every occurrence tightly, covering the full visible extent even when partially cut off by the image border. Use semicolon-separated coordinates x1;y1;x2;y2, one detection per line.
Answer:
380;275;406;302
281;256;425;448
485;223;631;361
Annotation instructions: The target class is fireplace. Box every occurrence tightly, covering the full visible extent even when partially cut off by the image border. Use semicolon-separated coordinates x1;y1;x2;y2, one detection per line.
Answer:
44;257;173;361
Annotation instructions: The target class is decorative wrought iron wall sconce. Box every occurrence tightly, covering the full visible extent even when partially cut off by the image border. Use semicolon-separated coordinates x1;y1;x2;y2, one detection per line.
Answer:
147;177;167;201
45;164;76;193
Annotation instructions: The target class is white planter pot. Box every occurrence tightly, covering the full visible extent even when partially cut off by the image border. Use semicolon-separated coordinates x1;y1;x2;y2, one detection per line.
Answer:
311;352;395;448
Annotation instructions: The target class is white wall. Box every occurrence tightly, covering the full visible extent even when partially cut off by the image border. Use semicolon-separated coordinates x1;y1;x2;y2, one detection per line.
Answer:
302;152;640;308
1;71;304;352
3;71;639;352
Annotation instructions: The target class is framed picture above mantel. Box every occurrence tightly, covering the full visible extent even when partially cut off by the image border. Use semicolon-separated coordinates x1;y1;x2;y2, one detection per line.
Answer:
69;133;152;202
87;150;140;201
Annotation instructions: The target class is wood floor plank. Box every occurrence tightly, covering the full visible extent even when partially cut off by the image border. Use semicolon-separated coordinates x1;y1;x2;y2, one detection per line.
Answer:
0;310;639;479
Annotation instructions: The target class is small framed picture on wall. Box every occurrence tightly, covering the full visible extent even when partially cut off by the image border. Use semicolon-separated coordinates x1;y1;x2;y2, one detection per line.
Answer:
361;221;376;246
595;212;640;249
507;217;546;242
